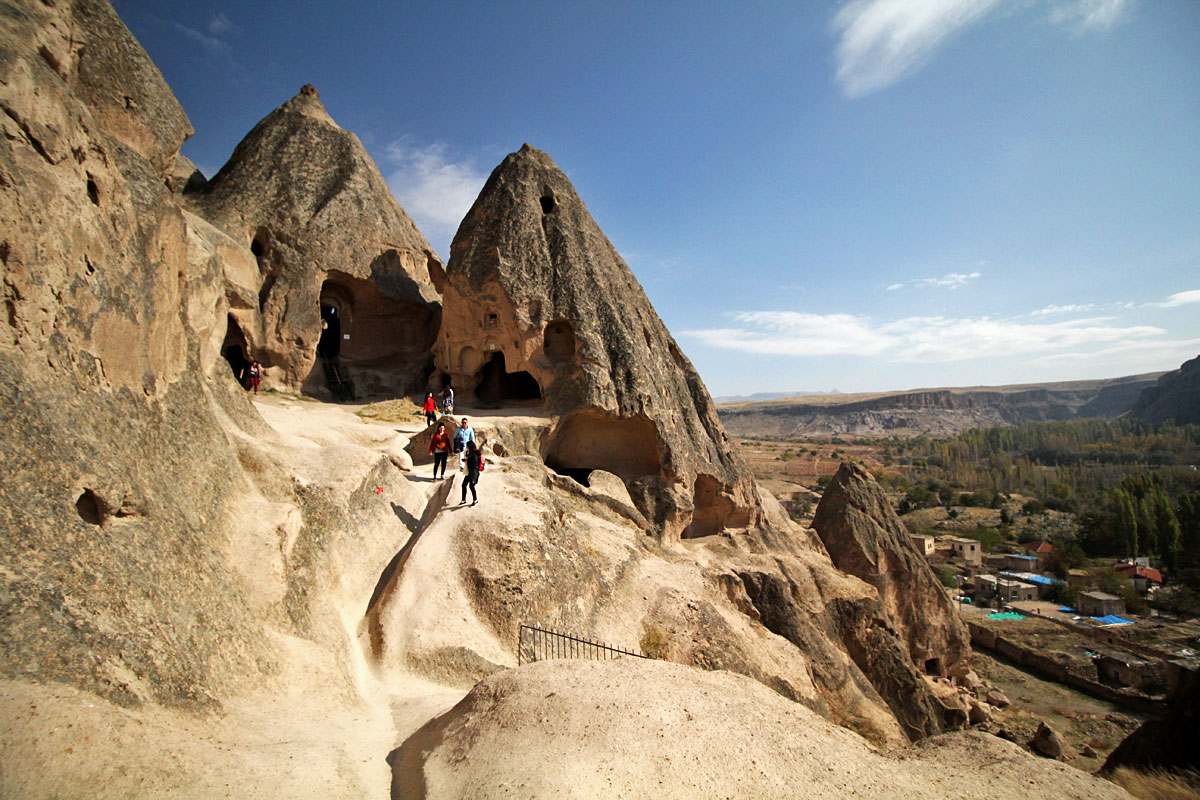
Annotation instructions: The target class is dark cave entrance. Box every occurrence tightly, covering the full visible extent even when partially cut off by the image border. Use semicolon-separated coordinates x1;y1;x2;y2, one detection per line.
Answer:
924;657;944;677
541;410;661;488
220;315;250;386
474;351;541;407
318;302;342;358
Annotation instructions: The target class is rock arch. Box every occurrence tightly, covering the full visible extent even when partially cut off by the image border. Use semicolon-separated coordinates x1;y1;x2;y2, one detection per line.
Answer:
542;410;661;486
683;473;753;539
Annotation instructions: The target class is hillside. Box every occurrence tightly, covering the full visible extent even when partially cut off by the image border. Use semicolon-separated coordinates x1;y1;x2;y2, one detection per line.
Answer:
718;373;1164;439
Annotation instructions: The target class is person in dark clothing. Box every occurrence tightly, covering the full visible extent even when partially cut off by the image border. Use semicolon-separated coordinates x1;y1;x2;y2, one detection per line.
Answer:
460;440;482;505
429;422;451;480
423;392;437;426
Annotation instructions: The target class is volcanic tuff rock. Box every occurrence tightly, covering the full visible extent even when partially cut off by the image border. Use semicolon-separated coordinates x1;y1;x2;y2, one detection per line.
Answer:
0;0;267;705
436;144;758;538
1129;354;1200;425
187;84;444;398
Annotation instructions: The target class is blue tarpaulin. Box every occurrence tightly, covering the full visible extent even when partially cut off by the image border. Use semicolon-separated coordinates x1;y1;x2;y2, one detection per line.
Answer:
1091;615;1134;626
1058;606;1075;613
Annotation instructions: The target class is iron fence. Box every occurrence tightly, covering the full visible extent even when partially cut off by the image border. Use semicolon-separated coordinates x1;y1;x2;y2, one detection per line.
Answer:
517;624;647;666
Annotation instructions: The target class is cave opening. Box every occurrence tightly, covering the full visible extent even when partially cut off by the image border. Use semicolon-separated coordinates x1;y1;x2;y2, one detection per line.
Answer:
220;315;250;386
542;410;661;488
924;657;944;677
540;194;556;214
76;489;104;526
318;302;342;358
474;351;541;407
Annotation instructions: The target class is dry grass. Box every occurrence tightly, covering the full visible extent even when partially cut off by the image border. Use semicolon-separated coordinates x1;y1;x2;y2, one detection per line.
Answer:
1108;767;1200;800
356;397;422;422
640;627;670;660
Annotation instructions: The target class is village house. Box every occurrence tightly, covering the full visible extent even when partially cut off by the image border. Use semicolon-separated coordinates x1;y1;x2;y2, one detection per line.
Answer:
1114;563;1163;594
908;534;935;556
1077;591;1126;618
995;578;1037;603
949;537;982;566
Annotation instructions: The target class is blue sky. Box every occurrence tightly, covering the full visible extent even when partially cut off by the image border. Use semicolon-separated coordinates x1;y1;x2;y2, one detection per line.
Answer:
114;0;1199;396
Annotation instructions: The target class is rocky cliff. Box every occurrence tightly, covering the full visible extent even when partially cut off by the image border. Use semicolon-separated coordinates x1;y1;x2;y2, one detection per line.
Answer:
1129;355;1200;425
719;375;1163;439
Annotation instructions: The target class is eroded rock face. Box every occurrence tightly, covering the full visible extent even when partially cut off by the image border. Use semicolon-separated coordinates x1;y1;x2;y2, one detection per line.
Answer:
0;0;267;706
437;145;758;538
813;462;971;679
187;85;444;398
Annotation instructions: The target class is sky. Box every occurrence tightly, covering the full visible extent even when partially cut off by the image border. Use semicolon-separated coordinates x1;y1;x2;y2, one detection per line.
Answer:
113;0;1200;397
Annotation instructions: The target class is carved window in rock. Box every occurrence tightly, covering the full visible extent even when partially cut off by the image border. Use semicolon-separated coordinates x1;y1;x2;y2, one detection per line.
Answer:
543;319;576;364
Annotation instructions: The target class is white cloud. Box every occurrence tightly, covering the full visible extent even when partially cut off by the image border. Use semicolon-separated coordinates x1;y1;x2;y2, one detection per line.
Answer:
1159;289;1200;308
1049;0;1132;32
684;310;1166;364
685;311;898;356
174;21;229;53
831;0;1134;97
831;0;1003;98
888;270;981;291
383;139;488;258
1030;336;1200;368
208;13;236;36
1030;302;1094;316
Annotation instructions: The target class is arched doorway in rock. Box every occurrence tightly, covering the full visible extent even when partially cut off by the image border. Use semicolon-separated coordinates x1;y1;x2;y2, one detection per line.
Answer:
474;351;541;407
221;315;250;386
543;319;576;364
318;302;342;358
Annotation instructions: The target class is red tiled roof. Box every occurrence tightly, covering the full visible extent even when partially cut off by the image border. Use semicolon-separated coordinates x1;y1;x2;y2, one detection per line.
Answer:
1023;541;1055;554
1114;564;1163;584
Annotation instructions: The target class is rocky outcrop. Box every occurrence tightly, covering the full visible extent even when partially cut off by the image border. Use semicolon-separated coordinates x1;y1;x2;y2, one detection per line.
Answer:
187;85;444;398
391;658;1134;800
436;144;758;538
1128;355;1200;425
812;463;971;681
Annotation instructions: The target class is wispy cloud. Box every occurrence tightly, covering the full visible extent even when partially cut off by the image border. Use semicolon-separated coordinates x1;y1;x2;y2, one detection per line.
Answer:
1030;302;1095;316
174;14;238;54
831;0;1134;97
383;139;488;258
886;270;981;291
684;310;1165;363
1049;0;1132;33
832;0;1003;98
1158;289;1200;308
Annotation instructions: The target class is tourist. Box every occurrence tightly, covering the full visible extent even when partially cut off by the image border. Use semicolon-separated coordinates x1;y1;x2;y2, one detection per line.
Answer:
460;440;482;505
428;422;451;480
248;360;261;394
440;384;454;415
453;417;476;472
423;392;437;426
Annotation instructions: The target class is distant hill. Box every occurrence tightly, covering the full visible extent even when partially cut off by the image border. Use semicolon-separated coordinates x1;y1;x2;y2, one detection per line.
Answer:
713;390;840;403
1129;355;1200;425
717;372;1165;439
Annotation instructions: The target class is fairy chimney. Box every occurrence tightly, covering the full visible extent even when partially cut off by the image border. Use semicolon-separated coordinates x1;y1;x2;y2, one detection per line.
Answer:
436;144;759;538
187;85;443;397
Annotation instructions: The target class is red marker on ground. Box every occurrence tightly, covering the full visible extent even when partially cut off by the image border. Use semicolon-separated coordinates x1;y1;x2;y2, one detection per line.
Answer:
375;487;384;494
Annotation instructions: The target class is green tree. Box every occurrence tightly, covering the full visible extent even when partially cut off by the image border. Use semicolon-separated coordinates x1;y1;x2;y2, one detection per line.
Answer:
1152;489;1181;572
1113;488;1139;557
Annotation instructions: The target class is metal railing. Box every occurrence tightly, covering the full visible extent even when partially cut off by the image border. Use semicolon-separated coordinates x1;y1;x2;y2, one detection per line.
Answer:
518;624;647;666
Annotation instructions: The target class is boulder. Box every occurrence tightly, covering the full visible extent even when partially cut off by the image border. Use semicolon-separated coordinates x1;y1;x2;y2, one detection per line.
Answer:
986;689;1012;708
187;84;443;399
1033;721;1066;758
436;144;759;538
968;697;992;725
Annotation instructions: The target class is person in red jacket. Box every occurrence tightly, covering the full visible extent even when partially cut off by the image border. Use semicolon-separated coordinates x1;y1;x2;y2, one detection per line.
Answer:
428;422;451;480
423;392;437;426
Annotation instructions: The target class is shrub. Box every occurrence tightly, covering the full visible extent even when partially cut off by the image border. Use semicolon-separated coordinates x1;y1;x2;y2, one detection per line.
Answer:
640;627;670;660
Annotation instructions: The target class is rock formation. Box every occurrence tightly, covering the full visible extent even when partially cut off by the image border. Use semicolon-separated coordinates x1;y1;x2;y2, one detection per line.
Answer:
391;658;1132;800
187;84;444;398
813;463;971;677
436;144;758;538
1129;354;1200;425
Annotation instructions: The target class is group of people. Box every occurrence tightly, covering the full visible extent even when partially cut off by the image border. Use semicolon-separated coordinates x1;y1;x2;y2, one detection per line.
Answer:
422;387;454;426
428;415;483;506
